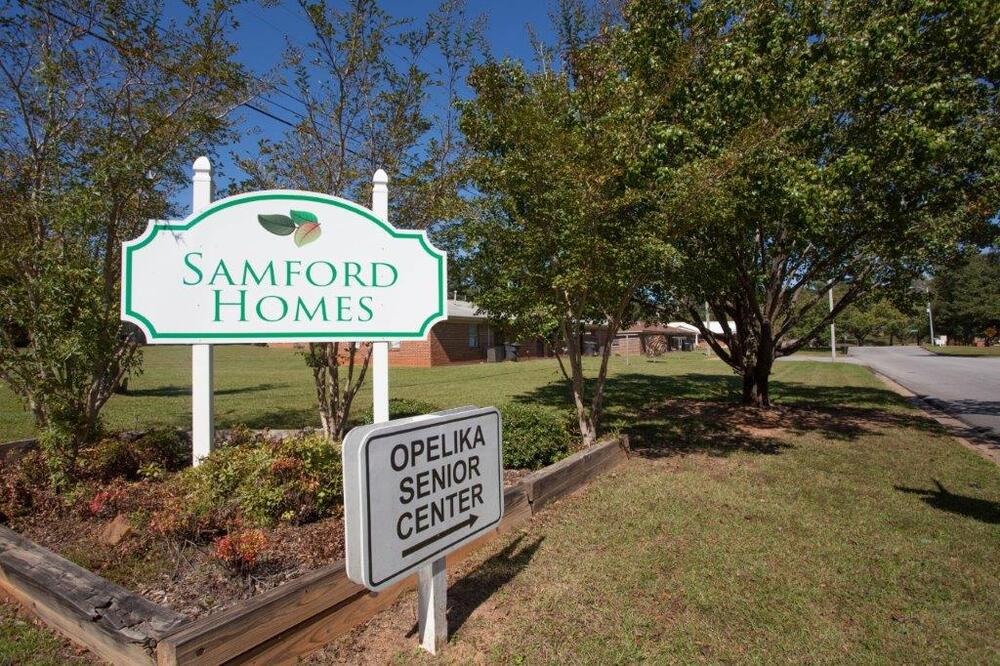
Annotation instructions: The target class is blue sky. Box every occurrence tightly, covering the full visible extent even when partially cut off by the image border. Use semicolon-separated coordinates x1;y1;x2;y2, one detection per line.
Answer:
174;0;557;210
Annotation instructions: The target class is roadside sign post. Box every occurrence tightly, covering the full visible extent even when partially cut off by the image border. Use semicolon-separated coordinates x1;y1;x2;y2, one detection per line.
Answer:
829;287;837;362
418;554;447;653
191;157;214;464
371;170;391;425
343;407;504;654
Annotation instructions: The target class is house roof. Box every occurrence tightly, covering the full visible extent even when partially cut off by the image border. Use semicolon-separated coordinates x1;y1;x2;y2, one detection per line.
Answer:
668;321;737;335
620;321;697;336
446;299;487;321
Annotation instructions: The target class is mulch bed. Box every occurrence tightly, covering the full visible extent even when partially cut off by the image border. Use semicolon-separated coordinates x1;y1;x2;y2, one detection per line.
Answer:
5;468;533;621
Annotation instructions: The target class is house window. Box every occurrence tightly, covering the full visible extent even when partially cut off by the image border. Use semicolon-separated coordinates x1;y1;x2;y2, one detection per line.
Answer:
390;341;401;350
467;324;479;348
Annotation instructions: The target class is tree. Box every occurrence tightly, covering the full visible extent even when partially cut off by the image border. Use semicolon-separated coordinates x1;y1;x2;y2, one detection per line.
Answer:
619;0;999;405
0;0;249;479
236;0;482;440
931;251;1000;344
841;299;908;346
459;15;671;445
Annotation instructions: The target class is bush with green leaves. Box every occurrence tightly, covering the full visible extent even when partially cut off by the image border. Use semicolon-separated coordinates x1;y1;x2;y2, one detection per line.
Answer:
354;398;441;425
0;2;251;483
172;432;344;532
500;403;572;470
85;428;190;482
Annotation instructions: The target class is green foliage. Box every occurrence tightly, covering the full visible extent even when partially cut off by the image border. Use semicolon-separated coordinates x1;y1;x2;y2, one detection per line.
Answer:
355;398;441;425
0;1;251;477
175;433;343;532
617;0;1000;404
460;44;675;443
85;429;189;483
840;299;911;346
500;403;572;470
932;251;1000;344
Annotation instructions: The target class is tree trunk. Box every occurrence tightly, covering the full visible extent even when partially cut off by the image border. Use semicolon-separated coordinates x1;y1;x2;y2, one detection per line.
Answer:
741;363;771;407
560;319;598;447
741;324;774;408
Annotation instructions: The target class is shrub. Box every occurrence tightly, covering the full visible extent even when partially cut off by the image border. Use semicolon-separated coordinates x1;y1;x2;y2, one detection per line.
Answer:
499;403;572;470
171;432;344;534
0;450;56;521
212;528;268;573
133;428;189;471
86;428;188;482
87;486;127;518
354;398;440;426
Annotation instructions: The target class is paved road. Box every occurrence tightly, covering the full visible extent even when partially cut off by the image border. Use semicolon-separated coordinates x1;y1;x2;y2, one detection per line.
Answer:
848;346;1000;441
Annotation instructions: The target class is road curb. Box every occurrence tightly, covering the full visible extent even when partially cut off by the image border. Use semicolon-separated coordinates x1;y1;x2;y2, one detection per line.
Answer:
864;365;1000;467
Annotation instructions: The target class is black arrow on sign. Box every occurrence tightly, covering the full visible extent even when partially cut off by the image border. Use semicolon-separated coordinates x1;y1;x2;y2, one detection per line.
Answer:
401;513;479;558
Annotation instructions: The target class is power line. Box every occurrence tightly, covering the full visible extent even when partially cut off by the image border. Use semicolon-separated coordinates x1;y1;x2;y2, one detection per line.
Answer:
21;0;429;173
46;0;377;160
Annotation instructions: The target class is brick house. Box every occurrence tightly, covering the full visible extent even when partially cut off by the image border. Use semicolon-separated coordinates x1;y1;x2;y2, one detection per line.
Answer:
601;321;700;357
271;299;550;367
388;299;550;367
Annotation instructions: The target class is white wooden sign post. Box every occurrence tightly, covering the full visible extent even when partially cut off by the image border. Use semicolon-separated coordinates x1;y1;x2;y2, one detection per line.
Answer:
191;157;214;463
371;170;391;425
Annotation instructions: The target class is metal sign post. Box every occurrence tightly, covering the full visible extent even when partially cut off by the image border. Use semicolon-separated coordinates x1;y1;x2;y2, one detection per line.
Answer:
343;407;504;654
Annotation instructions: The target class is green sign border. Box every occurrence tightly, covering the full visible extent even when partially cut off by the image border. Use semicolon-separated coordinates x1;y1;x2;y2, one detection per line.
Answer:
123;192;446;341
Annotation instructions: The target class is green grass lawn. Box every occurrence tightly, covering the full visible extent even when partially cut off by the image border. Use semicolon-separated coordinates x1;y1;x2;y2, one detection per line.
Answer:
1;346;888;443
2;347;736;441
3;350;998;662
0;603;94;665
923;344;1000;357
309;359;997;664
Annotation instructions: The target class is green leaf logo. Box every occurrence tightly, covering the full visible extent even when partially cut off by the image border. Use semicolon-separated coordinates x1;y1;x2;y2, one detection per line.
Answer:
258;214;296;236
290;210;318;225
258;210;322;248
294;222;322;247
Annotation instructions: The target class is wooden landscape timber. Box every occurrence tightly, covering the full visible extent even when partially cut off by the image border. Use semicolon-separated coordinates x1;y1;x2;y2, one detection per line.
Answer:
521;434;630;512
0;526;185;665
0;435;628;665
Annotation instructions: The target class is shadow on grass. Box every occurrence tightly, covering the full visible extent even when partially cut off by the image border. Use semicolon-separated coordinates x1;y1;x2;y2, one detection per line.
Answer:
514;372;941;459
127;383;288;398
407;534;544;638
921;397;1000;417
226;407;319;430
895;480;1000;525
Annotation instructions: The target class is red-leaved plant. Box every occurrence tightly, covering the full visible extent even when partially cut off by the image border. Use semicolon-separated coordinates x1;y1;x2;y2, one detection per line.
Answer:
212;528;269;573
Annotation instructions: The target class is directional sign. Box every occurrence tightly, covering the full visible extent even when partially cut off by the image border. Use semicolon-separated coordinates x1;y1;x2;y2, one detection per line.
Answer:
343;407;503;591
121;189;447;344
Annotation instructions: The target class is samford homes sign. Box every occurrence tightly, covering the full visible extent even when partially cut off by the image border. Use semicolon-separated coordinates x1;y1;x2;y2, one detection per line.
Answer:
121;190;447;343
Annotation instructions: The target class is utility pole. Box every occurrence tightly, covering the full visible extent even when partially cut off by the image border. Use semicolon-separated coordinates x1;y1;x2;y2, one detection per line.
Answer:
829;287;836;360
927;302;936;346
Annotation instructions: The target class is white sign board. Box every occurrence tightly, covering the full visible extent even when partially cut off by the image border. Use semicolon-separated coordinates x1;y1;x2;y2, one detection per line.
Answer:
343;407;504;591
121;190;447;343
